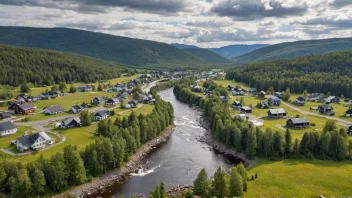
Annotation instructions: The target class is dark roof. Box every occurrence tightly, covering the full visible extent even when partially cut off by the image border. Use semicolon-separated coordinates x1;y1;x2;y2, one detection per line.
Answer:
0;112;12;118
71;105;85;111
288;118;309;124
45;105;64;113
18;103;34;110
296;96;306;101
62;117;81;126
0;121;16;132
94;96;104;101
268;108;286;114
268;95;281;101
320;104;333;110
95;110;108;117
17;132;51;146
346;109;352;114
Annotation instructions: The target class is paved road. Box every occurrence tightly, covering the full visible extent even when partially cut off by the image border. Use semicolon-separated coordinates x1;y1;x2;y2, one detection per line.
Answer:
281;101;352;127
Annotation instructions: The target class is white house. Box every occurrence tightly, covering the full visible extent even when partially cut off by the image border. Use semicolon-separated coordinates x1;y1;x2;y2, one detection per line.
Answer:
95;110;109;121
43;105;64;115
16;132;53;152
0;121;17;137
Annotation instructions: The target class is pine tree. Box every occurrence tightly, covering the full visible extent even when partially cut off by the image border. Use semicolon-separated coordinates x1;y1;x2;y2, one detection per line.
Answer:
31;168;46;195
300;132;311;155
237;163;247;192
64;145;87;185
284;129;292;156
213;167;227;198
193;168;209;197
229;167;243;197
98;83;103;91
246;128;257;158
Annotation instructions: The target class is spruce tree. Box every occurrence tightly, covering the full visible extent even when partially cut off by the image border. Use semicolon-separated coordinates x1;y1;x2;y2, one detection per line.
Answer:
193;168;209;197
30;168;46;195
237;163;247;192
213;167;227;198
63;145;87;185
284;129;292;156
229;167;243;197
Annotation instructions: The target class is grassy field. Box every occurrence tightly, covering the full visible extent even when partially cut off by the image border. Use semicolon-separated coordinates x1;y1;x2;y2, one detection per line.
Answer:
246;158;352;197
0;126;36;149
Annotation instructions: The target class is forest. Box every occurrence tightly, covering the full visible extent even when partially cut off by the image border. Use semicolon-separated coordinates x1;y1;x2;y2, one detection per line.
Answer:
227;50;352;98
0;44;128;87
173;80;352;161
0;97;174;197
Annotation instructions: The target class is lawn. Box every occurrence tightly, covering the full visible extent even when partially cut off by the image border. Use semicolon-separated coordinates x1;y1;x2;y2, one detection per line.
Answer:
0;126;36;149
246;158;352;197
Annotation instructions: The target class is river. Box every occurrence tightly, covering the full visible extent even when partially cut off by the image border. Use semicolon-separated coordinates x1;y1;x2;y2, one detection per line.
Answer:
92;88;242;197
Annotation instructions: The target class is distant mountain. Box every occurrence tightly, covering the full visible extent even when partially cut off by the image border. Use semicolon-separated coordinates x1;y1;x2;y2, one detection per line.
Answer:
183;48;229;64
209;44;268;59
0;44;127;87
233;38;352;65
0;26;209;69
172;43;199;49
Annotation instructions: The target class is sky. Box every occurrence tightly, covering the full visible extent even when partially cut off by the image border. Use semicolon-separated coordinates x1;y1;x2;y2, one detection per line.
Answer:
0;0;351;48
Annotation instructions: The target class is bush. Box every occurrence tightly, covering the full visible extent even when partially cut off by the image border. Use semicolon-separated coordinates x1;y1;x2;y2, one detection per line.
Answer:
22;117;30;122
20;84;31;93
310;123;316;127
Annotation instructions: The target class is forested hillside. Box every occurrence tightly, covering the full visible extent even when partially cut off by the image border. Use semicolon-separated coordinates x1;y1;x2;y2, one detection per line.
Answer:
0;44;127;86
183;48;229;64
0;26;207;68
209;44;268;58
232;38;352;65
172;43;199;49
226;50;352;97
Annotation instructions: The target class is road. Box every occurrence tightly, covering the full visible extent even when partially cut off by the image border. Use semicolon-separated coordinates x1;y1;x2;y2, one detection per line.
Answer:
281;101;352;127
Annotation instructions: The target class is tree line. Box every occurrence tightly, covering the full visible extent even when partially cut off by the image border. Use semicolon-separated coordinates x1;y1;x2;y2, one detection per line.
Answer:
173;80;352;161
0;44;127;87
0;96;174;197
226;50;352;98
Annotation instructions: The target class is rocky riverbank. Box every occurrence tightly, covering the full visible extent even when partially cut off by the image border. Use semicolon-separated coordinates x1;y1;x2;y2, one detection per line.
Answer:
197;117;256;167
56;126;175;198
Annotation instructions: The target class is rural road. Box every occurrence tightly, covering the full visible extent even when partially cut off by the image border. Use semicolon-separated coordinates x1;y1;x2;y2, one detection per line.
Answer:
281;101;352;127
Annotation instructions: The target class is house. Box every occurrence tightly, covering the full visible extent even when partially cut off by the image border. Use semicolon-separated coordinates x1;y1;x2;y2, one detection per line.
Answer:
346;109;352;117
77;85;94;92
106;98;120;106
0;121;17;137
95;110;109;121
319;104;334;115
70;105;86;114
116;92;127;100
61;117;81;129
308;93;323;102
0;112;12;120
16;132;53;152
220;96;228;103
324;96;340;104
248;88;257;93
139;95;150;103
259;102;270;109
92;96;105;105
48;90;63;97
267;108;287;118
293;96;306;106
227;85;234;91
348;126;352;136
43;105;64;115
128;100;138;107
40;93;51;100
287;118;310;128
258;91;266;99
232;101;242;108
8;103;36;115
267;95;281;106
274;92;283;99
241;106;252;113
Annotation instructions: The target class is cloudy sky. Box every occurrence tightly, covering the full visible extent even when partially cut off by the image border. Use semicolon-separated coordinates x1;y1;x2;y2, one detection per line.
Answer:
0;0;351;48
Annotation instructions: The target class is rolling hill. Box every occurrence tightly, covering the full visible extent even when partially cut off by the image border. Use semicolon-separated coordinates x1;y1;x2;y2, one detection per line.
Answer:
171;43;199;49
232;38;352;65
0;26;208;69
0;44;127;86
209;44;268;58
183;48;229;64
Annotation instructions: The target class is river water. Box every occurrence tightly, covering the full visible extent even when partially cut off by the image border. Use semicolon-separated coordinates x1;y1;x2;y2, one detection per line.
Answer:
93;88;241;197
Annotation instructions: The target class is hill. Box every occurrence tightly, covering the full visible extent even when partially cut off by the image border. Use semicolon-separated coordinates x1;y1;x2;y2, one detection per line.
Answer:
0;44;128;87
226;50;352;98
209;44;268;58
183;48;229;64
172;43;199;49
0;26;208;69
233;38;352;65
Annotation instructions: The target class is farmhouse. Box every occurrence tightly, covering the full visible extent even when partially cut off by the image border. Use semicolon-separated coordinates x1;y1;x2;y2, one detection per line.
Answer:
61;117;81;129
324;96;339;104
95;110;109;121
346;109;352;117
92;96;105;105
268;95;281;106
16;132;53;152
0;121;17;137
43;105;64;115
267;108;287;118
241;106;252;113
232;101;242;108
274;92;283;99
308;93;323;102
258;91;266;99
70;105;86;114
287;118;310;128
293;96;306;106
319;104;334;115
8;103;36;115
106;98;120;106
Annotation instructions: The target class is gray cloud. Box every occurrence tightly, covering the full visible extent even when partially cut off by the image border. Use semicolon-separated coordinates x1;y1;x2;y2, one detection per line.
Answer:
210;0;308;20
329;0;352;8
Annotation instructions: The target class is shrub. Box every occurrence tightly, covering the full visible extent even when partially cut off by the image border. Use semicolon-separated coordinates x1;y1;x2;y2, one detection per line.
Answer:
310;123;316;127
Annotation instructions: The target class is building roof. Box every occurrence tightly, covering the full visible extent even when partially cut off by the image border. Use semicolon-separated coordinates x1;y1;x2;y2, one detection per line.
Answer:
320;104;333;110
94;96;104;101
45;105;64;113
268;108;286;114
95;110;108;117
108;98;120;103
296;96;306;101
62;117;81;126
288;117;309;124
71;105;85;111
0;121;16;132
259;91;266;95
18;103;35;110
268;95;281;101
241;106;252;111
0;112;12;118
233;101;241;105
17;132;51;146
